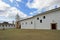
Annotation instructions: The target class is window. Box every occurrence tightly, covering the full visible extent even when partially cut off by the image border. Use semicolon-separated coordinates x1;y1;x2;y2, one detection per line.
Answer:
6;25;7;27
37;17;39;20
25;22;27;24
31;21;33;24
40;20;42;23
43;16;45;19
2;25;4;27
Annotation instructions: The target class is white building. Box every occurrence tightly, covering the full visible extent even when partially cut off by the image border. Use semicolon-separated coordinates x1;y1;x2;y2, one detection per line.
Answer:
20;7;60;30
0;22;15;29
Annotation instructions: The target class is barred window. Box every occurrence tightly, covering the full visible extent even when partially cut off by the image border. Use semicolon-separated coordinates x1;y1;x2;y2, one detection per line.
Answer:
43;16;45;19
25;22;27;24
40;20;42;23
37;17;39;20
31;21;33;24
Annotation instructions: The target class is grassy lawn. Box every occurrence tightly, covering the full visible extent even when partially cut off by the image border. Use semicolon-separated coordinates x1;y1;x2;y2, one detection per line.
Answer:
0;29;60;40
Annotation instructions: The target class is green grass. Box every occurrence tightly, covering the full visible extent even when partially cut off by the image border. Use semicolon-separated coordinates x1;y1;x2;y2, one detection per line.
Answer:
0;29;60;40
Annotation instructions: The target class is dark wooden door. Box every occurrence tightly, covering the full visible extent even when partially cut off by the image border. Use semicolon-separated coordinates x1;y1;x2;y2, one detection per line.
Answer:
19;25;21;29
51;24;56;30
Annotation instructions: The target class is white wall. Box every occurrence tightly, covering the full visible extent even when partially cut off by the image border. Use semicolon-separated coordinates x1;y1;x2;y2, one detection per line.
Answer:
21;18;34;29
21;10;60;30
34;10;60;30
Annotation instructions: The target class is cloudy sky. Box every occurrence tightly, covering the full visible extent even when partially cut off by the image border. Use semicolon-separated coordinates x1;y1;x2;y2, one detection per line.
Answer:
0;0;60;23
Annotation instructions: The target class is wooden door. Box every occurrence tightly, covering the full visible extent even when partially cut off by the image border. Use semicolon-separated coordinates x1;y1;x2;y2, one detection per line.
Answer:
51;23;57;30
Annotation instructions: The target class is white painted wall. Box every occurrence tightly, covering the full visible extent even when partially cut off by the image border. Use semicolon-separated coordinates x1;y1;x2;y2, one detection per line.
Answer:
21;10;60;30
21;18;34;29
34;10;60;30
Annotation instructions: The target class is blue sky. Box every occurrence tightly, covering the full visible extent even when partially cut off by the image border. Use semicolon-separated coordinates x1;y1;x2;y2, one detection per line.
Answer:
0;0;60;23
2;0;37;16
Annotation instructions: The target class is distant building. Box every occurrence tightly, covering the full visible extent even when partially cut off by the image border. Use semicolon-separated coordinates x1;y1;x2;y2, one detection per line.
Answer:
0;22;15;29
20;7;60;30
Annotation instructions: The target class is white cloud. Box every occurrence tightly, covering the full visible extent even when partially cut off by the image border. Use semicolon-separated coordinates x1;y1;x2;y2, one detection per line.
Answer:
7;7;28;18
30;12;34;15
0;6;28;21
27;0;60;15
16;0;21;2
27;0;52;9
15;1;20;7
27;0;60;9
9;0;13;2
50;0;60;5
0;0;10;10
0;0;10;17
0;0;29;22
9;0;21;3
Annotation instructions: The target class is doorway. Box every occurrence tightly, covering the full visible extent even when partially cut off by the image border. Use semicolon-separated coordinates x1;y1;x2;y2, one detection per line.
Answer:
51;23;57;30
19;25;21;29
